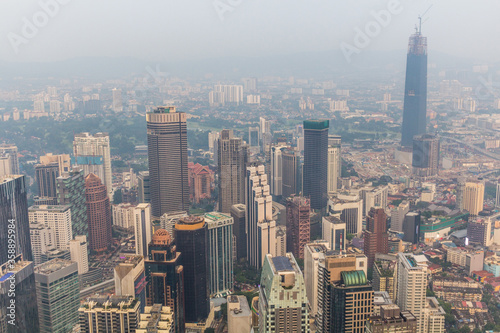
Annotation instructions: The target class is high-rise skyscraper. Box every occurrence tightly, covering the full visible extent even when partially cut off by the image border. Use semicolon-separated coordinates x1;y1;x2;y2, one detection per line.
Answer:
147;106;189;217
0;255;39;332
316;251;368;332
112;88;123;112
270;143;287;197
328;135;342;195
73;132;112;197
134;203;152;257
259;254;309;333
401;26;428;147
286;196;310;259
138;171;150;204
282;148;300;198
246;165;277;269
114;255;148;312
328;196;364;237
28;205;72;250
29;221;55;265
412;134;439;177
174;216;209;323
248;126;260;153
303;120;329;210
458;180;484;215
396;253;428;333
34;259;79;333
145;229;185;333
391;200;410;232
0;144;19;174
35;162;59;199
85;173;112;253
403;212;421;244
56;169;88;238
205;212;234;296
218;129;248;213
322;216;346;251
39;153;71;175
79;296;140;332
0;175;32;262
230;203;247;260
331;270;373;332
69;235;89;274
467;217;492;247
364;208;389;269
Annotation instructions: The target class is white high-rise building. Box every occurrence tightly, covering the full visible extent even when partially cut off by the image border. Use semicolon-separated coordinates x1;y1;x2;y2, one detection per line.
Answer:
63;93;75;111
396;253;428;333
359;185;389;217
112;88;123;112
423;297;445;333
304;240;330;316
69;235;89;274
391;201;410;232
49;100;61;114
73;132;112;197
209;85;244;106
112;203;136;228
270;143;287;196
327;135;341;195
246;165;277;269
134;203;152;258
29;205;72;251
327;196;363;236
322;216;346;251
29;221;56;265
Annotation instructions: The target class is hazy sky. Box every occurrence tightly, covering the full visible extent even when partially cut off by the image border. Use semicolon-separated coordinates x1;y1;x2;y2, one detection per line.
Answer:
0;0;499;63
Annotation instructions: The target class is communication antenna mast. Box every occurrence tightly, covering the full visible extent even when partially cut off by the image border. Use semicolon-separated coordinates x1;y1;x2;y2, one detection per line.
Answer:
418;4;433;33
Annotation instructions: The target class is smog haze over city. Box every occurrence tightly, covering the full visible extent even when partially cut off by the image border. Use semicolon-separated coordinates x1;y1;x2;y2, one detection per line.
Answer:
1;1;500;333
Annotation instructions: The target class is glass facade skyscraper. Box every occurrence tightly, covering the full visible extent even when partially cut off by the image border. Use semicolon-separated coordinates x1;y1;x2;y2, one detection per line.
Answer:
401;29;428;147
174;216;209;323
303;120;329;210
0;175;32;263
57;169;88;238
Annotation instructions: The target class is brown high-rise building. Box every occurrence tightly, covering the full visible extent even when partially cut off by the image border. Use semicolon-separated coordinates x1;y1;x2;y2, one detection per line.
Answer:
286;196;310;259
188;162;214;204
217;129;248;213
35;162;59;198
364;208;389;268
85;173;111;253
147;106;189;217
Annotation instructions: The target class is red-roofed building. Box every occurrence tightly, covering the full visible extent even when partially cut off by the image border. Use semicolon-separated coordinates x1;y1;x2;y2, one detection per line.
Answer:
428;264;442;274
471;270;494;283
188;162;214;203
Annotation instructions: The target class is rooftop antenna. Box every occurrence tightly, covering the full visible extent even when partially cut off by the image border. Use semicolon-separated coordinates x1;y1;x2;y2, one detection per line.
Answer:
418;4;433;33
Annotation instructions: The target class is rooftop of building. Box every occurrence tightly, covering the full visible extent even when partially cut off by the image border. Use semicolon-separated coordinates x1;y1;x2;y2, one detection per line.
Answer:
0;256;31;282
29;204;71;212
227;295;251;317
303;119;329;130
138;304;174;331
116;255;143;266
0;174;23;184
340;270;368;287
203;212;232;223
323;215;345;224
80;295;138;311
34;258;74;275
374;291;392;306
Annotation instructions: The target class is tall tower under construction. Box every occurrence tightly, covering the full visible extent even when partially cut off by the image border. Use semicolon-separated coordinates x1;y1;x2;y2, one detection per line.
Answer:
401;23;428;147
